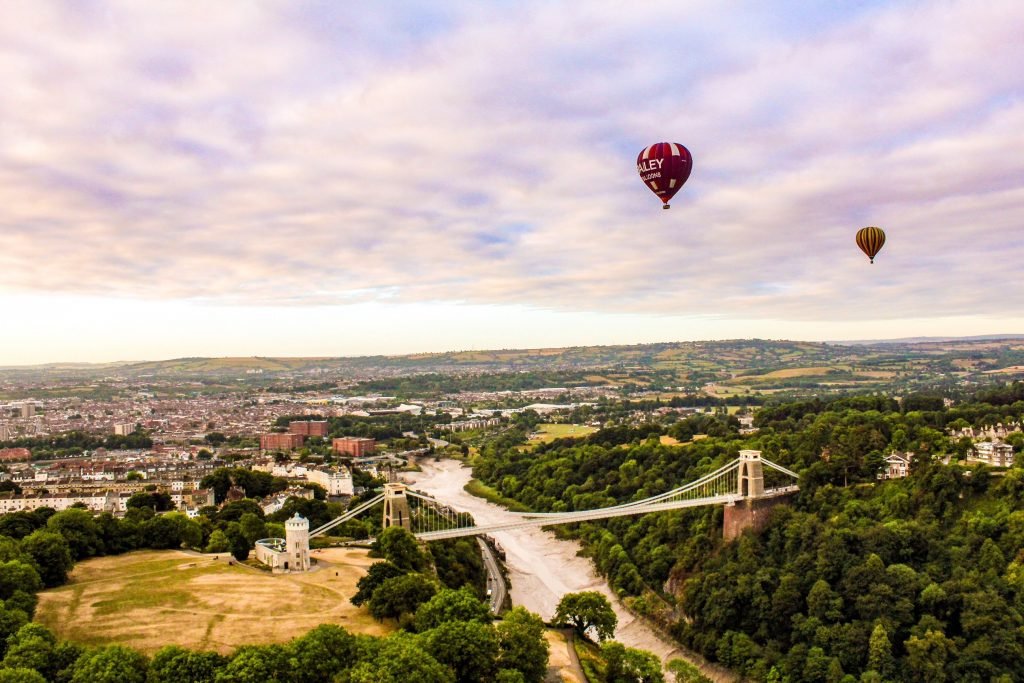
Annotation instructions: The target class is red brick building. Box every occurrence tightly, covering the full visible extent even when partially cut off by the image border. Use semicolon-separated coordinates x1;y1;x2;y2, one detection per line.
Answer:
0;448;31;462
260;433;305;451
289;420;329;437
332;436;376;457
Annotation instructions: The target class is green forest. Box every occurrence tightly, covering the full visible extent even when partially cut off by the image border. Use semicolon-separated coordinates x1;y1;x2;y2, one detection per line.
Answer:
471;383;1024;681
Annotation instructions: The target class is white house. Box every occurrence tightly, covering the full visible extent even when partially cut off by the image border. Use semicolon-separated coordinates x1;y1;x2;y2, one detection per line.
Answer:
878;452;912;480
306;466;354;496
969;441;1015;468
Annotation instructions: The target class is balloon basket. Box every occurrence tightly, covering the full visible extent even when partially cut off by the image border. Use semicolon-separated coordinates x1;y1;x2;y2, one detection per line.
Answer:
662;204;670;210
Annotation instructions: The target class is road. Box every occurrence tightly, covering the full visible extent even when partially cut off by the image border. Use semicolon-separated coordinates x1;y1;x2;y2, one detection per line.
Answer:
476;537;506;613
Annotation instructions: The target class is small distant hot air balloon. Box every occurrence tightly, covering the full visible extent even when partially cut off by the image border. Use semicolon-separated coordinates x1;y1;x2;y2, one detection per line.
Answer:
637;142;692;209
855;226;886;264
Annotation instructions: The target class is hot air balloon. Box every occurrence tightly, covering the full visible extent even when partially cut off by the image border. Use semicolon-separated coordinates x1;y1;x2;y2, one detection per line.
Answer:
855;226;886;263
637;142;692;209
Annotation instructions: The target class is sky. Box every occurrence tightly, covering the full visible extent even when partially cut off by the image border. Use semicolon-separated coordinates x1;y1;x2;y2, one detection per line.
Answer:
2;1;1024;364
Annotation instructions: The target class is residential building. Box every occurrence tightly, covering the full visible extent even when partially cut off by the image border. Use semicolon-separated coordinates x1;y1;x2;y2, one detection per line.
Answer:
307;466;354;496
332;436;375;457
969;441;1015;468
0;490;122;514
289;420;329;437
0;448;31;462
113;423;137;436
879;452;912;479
260;433;306;450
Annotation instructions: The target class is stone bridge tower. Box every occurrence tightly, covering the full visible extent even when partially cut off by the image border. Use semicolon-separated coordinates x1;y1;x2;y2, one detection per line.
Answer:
723;450;791;540
383;483;412;531
737;449;765;498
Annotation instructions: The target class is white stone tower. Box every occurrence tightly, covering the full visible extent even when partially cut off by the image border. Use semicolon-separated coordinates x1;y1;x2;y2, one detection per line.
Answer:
285;513;310;572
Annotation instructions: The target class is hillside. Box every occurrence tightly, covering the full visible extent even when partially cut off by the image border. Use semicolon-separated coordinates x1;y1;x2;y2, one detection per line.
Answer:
2;337;1024;401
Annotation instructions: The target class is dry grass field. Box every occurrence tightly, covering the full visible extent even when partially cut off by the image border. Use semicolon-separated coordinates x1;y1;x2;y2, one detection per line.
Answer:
35;548;391;654
736;366;835;381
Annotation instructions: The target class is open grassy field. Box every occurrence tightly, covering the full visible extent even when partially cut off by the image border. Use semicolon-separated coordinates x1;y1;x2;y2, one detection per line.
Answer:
529;423;598;443
737;366;835;381
35;548;390;654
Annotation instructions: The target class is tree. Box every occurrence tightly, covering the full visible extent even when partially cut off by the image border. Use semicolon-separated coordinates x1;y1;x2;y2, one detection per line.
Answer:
414;587;492;632
495;607;549;683
205;432;227;446
419;620;498;683
225;524;250;562
351;562;407;606
70;645;148;683
369;573;438;622
866;623;894;679
602;641;665;683
142;515;183;549
905;629;954;683
205;529;230;553
1;624;56;679
0;561;42;601
238;513;267;546
217;500;265;524
553;591;617;642
0;606;28;659
372;527;427;571
348;635;454;683
216;644;290;683
177;516;204;549
806;579;843;623
149;645;226;683
126;491;173;512
288;624;357;683
0;512;42;540
46;508;101;560
666;658;713;683
20;530;73;587
4;591;37;620
0;669;46;683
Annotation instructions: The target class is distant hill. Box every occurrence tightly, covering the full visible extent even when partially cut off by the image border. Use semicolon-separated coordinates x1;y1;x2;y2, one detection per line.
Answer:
830;334;1024;345
3;336;1024;401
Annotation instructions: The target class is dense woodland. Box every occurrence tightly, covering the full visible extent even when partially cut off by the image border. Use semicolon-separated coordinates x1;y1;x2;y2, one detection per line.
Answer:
472;383;1024;681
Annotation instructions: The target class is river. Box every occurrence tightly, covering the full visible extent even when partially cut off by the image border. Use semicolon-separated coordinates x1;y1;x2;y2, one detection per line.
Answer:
405;458;735;680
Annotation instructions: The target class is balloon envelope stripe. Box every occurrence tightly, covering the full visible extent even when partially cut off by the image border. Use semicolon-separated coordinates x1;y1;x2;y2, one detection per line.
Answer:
856;226;886;262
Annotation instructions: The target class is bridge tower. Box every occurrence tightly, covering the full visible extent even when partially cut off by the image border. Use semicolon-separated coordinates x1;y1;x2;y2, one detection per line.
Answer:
383;483;412;531
724;449;788;540
737;450;765;498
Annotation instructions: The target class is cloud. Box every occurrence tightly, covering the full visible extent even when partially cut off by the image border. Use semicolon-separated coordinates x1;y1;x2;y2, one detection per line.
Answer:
1;0;1023;326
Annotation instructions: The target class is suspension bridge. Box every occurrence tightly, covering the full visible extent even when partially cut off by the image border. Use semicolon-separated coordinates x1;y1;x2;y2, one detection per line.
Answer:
309;450;799;542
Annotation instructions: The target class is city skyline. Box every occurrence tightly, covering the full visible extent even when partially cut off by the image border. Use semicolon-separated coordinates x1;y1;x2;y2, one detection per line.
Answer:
3;2;1024;364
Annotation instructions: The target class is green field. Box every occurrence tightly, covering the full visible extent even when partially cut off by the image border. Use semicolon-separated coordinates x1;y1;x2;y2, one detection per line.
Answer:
529;423;598;443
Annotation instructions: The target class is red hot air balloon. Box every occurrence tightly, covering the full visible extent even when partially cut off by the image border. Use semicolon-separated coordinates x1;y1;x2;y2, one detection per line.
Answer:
637;142;693;209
